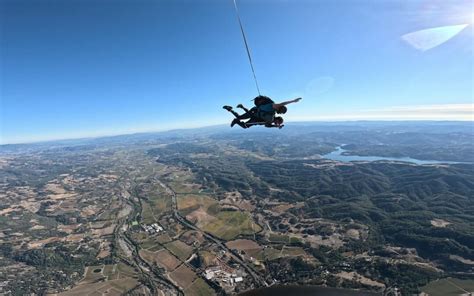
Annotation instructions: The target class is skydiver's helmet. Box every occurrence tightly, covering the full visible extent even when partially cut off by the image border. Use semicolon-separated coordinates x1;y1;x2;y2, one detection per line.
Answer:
276;106;287;114
274;116;284;125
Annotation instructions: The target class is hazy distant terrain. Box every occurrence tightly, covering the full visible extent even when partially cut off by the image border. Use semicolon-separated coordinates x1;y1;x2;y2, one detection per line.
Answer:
0;122;473;296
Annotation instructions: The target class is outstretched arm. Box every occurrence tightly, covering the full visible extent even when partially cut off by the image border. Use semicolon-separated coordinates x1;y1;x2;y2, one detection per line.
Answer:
273;97;302;109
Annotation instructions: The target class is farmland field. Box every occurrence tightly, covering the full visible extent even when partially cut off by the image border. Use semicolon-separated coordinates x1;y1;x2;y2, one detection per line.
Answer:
169;264;197;289
421;278;474;296
226;239;262;251
184;278;216;296
58;264;139;296
164;240;194;261
177;194;217;214
141;249;181;271
149;192;172;214
156;233;173;244
203;211;262;240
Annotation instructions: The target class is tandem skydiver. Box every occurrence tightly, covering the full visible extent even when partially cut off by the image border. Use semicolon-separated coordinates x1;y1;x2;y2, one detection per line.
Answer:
223;96;302;129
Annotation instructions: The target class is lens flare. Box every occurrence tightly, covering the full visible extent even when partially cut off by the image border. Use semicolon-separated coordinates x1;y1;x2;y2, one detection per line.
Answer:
402;24;469;51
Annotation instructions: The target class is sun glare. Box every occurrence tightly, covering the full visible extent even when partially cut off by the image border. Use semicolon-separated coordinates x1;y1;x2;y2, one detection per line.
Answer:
402;24;469;51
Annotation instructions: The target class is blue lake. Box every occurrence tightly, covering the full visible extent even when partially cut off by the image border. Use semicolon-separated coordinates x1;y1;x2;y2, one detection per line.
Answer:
323;146;462;165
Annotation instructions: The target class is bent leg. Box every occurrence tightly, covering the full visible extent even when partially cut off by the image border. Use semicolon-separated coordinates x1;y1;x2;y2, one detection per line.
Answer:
236;111;252;120
237;104;250;113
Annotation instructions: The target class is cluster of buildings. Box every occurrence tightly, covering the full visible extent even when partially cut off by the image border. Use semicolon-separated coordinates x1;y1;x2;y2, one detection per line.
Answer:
204;266;245;287
142;223;163;234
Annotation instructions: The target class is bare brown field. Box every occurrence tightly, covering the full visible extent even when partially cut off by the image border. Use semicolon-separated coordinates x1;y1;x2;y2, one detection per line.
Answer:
20;200;42;213
48;193;78;200
336;271;385;289
141;249;181;271
180;182;202;193
251;246;310;261
97;174;119;181
80;206;99;217
155;249;181;271
199;251;217;267
96;242;111;259
30;225;46;230
65;233;85;242
156;233;173;244
180;230;205;246
57;224;81;234
345;229;360;239
0;206;21;216
169;264;197;289
44;182;67;194
91;225;116;237
28;237;61;249
220;191;256;211
177;194;217;212
186;208;217;228
271;203;295;214
301;233;345;248
89;221;109;229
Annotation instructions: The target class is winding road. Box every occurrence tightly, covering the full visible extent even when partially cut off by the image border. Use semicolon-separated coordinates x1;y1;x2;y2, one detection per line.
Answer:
157;180;270;288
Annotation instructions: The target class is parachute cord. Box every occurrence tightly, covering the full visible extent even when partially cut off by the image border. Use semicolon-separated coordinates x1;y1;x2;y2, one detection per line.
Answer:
232;0;261;96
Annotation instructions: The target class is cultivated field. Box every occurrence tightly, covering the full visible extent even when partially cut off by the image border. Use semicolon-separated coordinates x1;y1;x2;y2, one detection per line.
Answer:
203;211;262;241
165;170;201;194
178;194;218;214
140;249;181;271
169;264;197;289
421;278;474;296
58;264;138;296
156;233;173;244
184;278;216;296
226;239;262;251
164;240;194;261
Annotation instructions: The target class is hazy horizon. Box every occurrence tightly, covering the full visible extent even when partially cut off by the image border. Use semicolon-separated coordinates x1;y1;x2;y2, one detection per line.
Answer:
1;0;472;144
1;119;473;145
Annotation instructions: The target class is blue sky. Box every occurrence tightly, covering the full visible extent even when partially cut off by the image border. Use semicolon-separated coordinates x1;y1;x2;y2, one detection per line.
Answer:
1;0;473;144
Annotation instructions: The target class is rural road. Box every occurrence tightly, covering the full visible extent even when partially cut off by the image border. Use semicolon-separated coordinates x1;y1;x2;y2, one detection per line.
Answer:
157;180;270;288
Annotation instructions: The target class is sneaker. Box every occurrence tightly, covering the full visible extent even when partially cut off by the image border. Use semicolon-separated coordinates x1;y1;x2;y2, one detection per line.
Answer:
231;118;239;127
236;104;244;109
223;105;233;111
